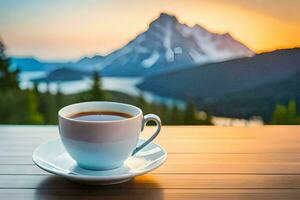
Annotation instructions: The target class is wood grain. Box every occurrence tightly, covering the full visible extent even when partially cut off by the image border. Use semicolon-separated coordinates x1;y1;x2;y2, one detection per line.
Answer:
1;174;300;189
1;125;300;199
2;153;300;175
1;189;299;200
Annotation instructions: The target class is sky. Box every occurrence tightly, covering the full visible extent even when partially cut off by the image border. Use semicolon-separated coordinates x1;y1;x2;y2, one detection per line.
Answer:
0;0;300;61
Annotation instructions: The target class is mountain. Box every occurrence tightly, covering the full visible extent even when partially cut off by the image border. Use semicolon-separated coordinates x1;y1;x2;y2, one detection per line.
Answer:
73;55;104;70
11;13;253;76
11;57;48;71
31;67;90;83
138;48;300;120
205;72;300;121
11;55;105;72
101;13;254;76
11;57;69;72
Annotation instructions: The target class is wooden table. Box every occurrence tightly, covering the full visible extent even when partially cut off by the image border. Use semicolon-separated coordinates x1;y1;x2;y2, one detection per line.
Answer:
1;126;300;199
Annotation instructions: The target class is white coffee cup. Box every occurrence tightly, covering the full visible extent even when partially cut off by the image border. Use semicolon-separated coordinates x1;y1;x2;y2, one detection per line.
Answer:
58;101;161;170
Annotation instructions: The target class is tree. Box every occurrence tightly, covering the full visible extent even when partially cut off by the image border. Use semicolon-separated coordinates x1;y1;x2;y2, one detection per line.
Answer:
137;94;152;114
159;104;169;124
55;83;64;109
0;38;19;90
271;103;287;124
183;102;198;125
287;100;297;123
33;82;39;93
0;90;26;124
271;100;300;125
34;84;57;124
90;71;105;100
24;90;44;124
169;104;183;124
137;94;146;106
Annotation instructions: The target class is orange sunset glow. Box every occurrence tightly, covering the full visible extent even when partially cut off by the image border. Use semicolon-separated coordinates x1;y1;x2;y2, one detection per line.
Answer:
0;0;300;60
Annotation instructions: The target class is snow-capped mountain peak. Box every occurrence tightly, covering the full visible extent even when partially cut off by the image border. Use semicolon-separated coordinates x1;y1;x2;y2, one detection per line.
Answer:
97;13;254;76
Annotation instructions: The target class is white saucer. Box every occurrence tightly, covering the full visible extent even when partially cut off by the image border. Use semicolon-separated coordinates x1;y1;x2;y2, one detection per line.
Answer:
33;139;167;185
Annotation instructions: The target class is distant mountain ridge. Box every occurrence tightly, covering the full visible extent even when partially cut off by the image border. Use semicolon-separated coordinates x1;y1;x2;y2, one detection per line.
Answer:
32;67;90;83
11;57;67;72
11;13;254;76
138;48;300;120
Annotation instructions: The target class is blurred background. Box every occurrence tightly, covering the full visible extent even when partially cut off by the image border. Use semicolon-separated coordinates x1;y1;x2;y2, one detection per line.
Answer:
0;0;300;125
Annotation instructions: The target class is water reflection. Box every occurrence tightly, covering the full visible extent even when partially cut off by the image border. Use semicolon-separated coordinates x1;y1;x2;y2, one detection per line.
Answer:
19;72;185;108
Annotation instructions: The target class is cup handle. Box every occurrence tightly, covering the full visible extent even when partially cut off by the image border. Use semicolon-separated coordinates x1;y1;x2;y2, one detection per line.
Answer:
131;114;161;155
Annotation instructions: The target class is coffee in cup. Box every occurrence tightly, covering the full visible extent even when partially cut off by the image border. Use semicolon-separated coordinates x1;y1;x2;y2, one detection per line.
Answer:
58;101;161;170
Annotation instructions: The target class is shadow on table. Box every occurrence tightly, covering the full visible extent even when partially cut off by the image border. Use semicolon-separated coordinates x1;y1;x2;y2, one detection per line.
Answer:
34;175;164;200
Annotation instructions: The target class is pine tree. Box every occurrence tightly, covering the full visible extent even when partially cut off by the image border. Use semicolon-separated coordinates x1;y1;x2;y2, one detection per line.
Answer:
137;94;150;113
55;83;64;110
33;82;39;93
287;100;297;124
91;71;105;100
34;84;56;124
271;101;300;125
24;90;44;124
183;102;198;125
44;87;56;124
159;104;169;125
137;94;146;106
169;104;183;124
0;39;19;90
271;103;287;124
0;89;26;123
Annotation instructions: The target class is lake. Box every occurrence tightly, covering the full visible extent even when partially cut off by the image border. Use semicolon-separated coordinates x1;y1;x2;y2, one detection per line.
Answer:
19;71;186;108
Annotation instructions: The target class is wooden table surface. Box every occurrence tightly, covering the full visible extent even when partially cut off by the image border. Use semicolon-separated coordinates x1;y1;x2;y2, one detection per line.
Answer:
1;125;300;199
